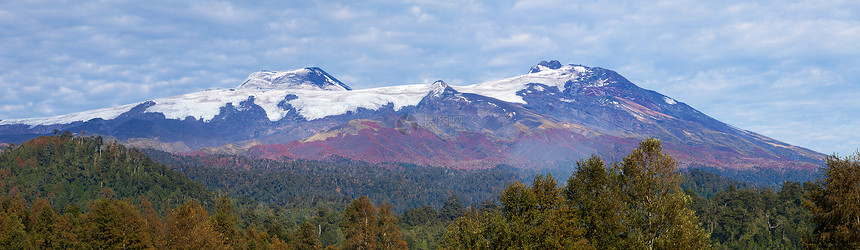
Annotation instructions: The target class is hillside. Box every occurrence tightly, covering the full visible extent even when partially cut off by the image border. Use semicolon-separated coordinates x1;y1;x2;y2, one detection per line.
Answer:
0;132;211;212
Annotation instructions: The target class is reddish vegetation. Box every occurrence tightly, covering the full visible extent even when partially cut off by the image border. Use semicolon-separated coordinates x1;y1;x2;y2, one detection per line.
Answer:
244;126;820;171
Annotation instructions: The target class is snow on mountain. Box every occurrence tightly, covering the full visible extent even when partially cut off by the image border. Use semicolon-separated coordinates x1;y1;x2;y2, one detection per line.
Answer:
0;103;140;126
149;82;440;121
237;67;352;91
455;63;594;104
279;83;437;120
1;80;441;125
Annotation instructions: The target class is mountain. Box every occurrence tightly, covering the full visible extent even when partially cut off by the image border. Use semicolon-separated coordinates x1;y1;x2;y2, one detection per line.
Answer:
0;60;825;173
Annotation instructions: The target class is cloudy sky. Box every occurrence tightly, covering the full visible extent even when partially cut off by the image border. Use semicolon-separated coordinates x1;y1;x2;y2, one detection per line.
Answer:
1;0;858;155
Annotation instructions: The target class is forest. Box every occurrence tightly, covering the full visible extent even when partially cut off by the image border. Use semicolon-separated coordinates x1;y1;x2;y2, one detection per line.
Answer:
0;132;858;249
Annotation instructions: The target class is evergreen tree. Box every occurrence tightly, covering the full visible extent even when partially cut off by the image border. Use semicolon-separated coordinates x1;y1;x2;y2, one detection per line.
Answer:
805;152;860;248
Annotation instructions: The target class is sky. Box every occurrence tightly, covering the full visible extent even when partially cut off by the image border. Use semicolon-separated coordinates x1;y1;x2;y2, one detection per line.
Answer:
1;0;858;155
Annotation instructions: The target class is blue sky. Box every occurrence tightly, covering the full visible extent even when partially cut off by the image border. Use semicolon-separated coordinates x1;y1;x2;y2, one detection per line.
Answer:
1;0;858;155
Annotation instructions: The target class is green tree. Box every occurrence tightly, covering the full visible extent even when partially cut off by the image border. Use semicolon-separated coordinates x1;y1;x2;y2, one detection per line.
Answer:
78;198;152;249
0;212;30;249
439;195;465;221
618;138;710;249
805;152;860;248
29;198;57;248
213;196;240;248
443;174;590;249
294;221;321;250
565;155;628;248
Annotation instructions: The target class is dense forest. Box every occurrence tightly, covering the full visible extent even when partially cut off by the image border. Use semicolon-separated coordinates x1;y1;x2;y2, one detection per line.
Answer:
0;133;858;249
142;149;522;212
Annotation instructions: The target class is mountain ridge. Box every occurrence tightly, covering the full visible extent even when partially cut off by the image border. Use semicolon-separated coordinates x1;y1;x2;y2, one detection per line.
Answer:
0;61;825;173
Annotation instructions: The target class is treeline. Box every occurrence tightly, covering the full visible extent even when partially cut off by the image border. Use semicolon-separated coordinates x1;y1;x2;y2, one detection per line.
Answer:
143;149;521;212
0;193;413;249
442;138;710;249
439;139;860;249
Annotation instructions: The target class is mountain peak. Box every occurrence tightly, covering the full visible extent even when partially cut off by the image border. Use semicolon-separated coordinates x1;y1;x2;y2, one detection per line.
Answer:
429;80;455;97
529;60;563;73
237;67;352;91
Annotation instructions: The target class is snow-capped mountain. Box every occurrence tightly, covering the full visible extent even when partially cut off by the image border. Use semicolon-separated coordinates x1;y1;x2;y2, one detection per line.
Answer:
0;61;824;172
238;67;352;91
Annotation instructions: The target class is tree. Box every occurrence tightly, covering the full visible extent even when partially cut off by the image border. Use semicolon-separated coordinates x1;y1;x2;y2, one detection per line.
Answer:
29;198;56;248
565;155;627;248
78;198;152;249
617;138;710;249
377;202;407;249
342;196;379;250
140;196;165;248
164;200;224;249
805;153;860;248
213;196;240;247
294;221;321;250
439;195;465;221
443;174;590;249
0;212;30;249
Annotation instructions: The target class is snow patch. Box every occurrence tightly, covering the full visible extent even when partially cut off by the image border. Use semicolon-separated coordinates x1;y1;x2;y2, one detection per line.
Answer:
663;96;677;105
